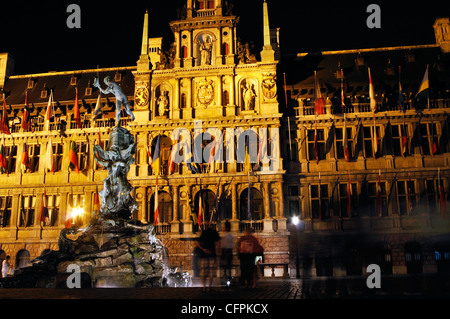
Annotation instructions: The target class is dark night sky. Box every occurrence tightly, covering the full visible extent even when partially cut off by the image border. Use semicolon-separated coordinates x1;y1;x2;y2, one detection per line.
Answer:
0;0;448;75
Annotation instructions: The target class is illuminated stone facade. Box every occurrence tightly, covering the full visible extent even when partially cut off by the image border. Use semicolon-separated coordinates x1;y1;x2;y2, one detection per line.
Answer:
0;2;449;280
0;0;289;277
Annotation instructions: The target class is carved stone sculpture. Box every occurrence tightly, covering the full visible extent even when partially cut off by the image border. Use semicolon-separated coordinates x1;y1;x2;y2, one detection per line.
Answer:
94;76;135;125
93;126;138;220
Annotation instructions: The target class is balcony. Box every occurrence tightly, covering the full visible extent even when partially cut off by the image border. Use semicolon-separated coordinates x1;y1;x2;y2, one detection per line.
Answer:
296;98;450;117
195;9;215;18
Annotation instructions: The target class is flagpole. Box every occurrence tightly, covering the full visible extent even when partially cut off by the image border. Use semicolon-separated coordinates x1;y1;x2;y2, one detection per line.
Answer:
284;73;293;161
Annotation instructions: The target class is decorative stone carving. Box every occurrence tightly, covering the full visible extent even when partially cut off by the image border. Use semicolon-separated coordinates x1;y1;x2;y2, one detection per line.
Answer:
197;78;215;107
135;82;150;108
241;80;256;111
93;126;138;220
157;91;170;117
198;35;213;66
262;74;277;100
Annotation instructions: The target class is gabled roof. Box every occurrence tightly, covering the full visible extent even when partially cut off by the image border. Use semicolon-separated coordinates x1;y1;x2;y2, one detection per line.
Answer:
2;67;136;108
284;44;450;99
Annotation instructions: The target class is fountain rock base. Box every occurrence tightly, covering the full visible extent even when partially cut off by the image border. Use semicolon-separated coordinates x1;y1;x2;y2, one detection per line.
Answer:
56;219;191;288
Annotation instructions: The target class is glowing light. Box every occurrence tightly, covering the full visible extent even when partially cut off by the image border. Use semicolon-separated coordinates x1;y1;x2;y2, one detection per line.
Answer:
72;207;84;219
292;216;300;226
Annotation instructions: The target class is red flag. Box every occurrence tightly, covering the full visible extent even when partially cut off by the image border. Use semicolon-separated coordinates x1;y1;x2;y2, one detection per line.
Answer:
0;97;11;135
198;191;203;226
343;114;349;162
69;138;80;173
154;177;159;225
401;124;408;157
73;88;82;129
45;90;55;121
93;186;101;219
22;92;33;132
347;171;352;216
369;67;377;114
167;145;177;175
39;190;49;223
314;119;319;164
314;71;325;115
377;170;382;216
0;141;7;175
22;142;30;170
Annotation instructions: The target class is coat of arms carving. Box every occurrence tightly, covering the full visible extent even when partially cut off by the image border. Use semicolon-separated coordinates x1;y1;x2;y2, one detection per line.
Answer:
197;78;214;107
261;74;277;100
135;82;150;108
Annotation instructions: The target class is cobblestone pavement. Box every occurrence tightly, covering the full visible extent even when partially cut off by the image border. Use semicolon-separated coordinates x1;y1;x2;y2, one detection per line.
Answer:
0;275;448;300
0;278;301;299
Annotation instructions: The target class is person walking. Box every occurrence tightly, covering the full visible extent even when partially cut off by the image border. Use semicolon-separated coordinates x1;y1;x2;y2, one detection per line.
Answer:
237;229;263;288
220;221;234;285
1;256;12;278
195;227;221;292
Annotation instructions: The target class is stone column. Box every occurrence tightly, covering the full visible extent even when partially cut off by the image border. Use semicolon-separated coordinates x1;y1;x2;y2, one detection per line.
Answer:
171;185;180;234
276;181;287;231
262;181;273;232
230;183;239;232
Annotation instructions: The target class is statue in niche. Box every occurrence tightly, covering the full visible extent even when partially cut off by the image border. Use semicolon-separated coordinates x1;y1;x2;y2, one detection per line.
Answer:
94;76;135;125
199;36;213;66
157;91;169;117
242;82;256;111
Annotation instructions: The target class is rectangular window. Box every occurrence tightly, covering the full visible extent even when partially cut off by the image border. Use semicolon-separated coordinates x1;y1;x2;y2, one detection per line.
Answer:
368;181;387;216
20;195;36;227
53;143;63;172
3;145;17;174
397;180;416;215
426;179;439;214
363;125;381;158
0;196;12;227
307;129;325;162
310;184;329;219
29;144;40;173
335;127;353;160
420;123;438;156
339;183;358;217
392;124;409;156
44;194;60;227
75;142;89;171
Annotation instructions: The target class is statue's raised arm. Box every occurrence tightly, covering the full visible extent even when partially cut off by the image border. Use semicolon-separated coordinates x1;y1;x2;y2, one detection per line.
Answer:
93;76;135;125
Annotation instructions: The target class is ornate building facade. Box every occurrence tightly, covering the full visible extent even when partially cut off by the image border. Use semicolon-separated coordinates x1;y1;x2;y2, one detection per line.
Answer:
0;1;449;281
0;0;289;277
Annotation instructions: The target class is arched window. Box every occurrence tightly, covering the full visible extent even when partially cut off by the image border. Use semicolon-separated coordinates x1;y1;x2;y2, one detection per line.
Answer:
16;249;30;269
150;135;173;176
194;189;216;224
239;188;263;221
149;191;172;224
